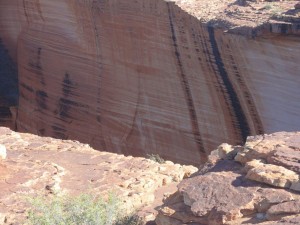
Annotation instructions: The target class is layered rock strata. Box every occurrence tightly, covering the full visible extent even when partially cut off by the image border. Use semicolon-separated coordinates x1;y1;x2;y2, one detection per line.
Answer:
156;132;300;224
0;0;300;164
0;127;197;224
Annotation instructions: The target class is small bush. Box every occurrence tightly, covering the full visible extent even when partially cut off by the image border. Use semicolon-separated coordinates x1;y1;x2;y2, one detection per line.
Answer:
263;4;272;10
147;154;165;164
26;193;142;225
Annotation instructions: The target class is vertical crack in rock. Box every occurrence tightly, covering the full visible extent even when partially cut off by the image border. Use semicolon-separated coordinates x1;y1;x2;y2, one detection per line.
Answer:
121;76;142;154
167;3;207;162
207;26;250;141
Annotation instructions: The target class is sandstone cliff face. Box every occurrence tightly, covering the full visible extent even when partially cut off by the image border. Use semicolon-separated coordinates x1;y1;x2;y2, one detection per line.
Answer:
0;0;299;164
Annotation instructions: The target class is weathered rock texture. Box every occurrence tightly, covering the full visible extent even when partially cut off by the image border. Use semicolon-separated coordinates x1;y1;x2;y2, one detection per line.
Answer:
156;132;300;224
0;0;300;164
0;127;197;224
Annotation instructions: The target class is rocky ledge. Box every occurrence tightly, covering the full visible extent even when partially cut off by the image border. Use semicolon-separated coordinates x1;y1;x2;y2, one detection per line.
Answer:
177;0;300;36
0;127;197;224
156;131;300;225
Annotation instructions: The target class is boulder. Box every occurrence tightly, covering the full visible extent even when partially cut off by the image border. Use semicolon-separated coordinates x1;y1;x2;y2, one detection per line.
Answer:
175;161;258;224
267;145;300;173
254;189;294;213
245;159;300;189
217;143;240;160
266;200;300;220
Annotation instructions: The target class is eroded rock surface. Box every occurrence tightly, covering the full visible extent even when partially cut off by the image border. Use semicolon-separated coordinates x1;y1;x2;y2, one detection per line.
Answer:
0;127;197;224
156;132;300;224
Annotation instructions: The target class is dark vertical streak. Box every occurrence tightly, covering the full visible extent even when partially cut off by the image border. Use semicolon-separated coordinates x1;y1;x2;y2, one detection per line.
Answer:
167;3;207;162
226;48;264;135
28;47;45;85
207;26;250;141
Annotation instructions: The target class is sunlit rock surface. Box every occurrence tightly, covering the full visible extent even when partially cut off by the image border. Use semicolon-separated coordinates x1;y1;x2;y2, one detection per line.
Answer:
156;132;300;225
0;0;300;164
0;127;197;224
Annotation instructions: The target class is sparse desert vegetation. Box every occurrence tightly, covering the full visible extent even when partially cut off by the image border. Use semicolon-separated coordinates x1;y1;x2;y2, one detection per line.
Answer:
27;193;142;225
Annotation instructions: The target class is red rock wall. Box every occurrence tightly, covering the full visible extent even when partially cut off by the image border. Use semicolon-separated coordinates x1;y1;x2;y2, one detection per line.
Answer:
0;0;299;164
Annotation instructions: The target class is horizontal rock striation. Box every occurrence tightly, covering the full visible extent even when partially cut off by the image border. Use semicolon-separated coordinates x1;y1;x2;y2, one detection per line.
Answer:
0;0;300;164
156;132;300;224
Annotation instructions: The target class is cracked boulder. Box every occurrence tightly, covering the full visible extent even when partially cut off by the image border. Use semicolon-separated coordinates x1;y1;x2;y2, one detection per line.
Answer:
245;159;300;189
237;132;300;192
178;170;256;224
266;200;300;221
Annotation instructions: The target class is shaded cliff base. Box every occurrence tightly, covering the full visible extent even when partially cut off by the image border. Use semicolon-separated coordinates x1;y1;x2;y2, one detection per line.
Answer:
157;131;300;224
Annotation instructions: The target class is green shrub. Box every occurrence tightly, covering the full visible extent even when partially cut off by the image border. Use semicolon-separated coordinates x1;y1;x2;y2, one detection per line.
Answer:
147;154;165;164
26;193;142;225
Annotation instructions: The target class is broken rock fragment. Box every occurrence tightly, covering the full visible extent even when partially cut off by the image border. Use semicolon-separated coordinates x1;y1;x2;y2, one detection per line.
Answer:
178;162;257;224
245;159;300;189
